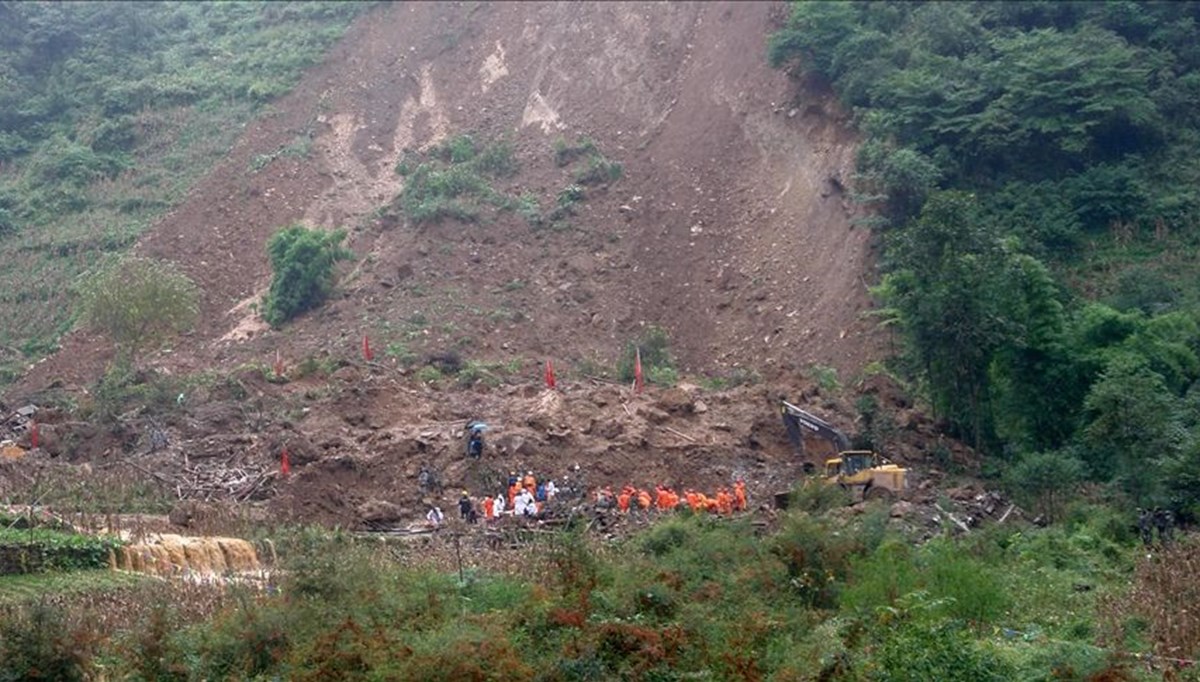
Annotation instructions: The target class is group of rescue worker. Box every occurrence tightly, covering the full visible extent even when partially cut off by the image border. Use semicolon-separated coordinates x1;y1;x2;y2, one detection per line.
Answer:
423;417;753;527
427;474;749;527
596;480;748;515
428;470;560;527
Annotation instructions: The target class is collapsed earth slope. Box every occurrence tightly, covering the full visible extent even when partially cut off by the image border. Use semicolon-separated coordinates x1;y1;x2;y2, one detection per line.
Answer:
20;1;878;392
2;2;922;528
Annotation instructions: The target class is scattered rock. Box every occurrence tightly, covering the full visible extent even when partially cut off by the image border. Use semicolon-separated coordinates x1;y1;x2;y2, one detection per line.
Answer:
643;407;671;425
656;387;694;415
358;499;403;524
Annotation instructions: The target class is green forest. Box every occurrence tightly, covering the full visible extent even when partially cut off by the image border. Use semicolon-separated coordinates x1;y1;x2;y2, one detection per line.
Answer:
772;0;1200;516
0;1;369;383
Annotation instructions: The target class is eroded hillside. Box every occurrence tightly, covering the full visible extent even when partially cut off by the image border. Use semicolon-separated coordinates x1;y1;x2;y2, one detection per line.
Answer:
0;2;917;528
20;1;878;393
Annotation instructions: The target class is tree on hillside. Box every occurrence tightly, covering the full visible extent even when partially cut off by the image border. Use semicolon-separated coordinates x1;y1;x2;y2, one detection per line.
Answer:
78;256;199;365
262;224;352;327
989;254;1079;452
1003;450;1085;522
875;191;1014;448
1081;355;1187;504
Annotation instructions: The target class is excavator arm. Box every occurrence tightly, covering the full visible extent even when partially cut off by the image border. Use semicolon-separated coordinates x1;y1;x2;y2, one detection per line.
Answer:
780;400;851;455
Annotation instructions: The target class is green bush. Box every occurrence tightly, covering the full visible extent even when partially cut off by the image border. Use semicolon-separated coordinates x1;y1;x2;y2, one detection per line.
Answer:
262;224;352;327
770;513;861;609
0;601;92;681
573;155;623;186
77;256;200;364
617;326;675;384
553;136;599;167
868;593;1014;682
397;135;517;225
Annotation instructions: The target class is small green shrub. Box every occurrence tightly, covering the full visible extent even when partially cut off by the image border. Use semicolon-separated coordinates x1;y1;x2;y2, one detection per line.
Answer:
810;364;841;392
517;193;542;228
77;256;200;364
455;360;503;387
435;134;478;164
771;513;861;609
554;136;599;167
262;224;352;327
556;184;585;212
574;155;623;186
617;326;675;384
868;593;1014;682
415;365;442;383
397;135;518;225
786;479;851;513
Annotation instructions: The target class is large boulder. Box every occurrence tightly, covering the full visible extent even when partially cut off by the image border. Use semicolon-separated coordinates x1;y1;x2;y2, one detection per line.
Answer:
358;499;403;524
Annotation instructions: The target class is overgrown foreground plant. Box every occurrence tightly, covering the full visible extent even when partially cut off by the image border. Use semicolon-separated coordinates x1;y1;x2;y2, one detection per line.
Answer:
0;510;1154;680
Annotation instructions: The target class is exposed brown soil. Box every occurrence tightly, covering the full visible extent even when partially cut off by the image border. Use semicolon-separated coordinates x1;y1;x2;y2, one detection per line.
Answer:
4;2;947;529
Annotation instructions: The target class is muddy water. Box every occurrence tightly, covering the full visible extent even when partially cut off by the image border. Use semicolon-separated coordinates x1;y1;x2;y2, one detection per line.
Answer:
111;534;262;577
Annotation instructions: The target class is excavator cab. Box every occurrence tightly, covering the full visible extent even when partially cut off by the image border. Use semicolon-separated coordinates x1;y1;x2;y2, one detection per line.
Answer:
781;401;908;500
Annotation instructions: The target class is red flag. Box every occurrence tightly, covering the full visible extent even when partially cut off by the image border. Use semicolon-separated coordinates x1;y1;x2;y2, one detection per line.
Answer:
280;448;291;478
274;349;284;378
30;421;38;449
544;359;556;389
363;334;374;362
634;347;644;394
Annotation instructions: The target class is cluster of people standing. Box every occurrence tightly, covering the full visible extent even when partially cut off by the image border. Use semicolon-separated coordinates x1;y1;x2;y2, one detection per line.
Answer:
428;471;560;527
597;480;748;515
1137;507;1175;546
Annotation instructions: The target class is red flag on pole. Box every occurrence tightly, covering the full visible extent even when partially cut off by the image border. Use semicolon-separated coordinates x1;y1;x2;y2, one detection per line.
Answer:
274;349;284;378
363;334;374;362
634;347;644;394
280;447;291;478
30;421;38;449
544;359;557;389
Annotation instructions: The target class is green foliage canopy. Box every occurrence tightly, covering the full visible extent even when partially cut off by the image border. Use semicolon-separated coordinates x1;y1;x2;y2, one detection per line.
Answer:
262;224;352;327
777;2;1200;508
77;256;199;363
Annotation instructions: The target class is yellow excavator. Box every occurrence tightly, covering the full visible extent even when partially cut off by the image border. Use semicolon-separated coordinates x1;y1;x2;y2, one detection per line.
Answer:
780;400;907;500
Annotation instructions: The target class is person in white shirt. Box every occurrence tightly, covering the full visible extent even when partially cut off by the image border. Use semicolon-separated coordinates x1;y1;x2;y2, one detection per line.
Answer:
425;506;444;527
493;492;506;517
517;488;536;517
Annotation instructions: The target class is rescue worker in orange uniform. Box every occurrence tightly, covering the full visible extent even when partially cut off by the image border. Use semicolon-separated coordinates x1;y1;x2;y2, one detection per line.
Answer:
717;489;733;515
617;489;632;513
656;485;672;511
523;471;537;494
483;495;495;520
637;489;652;511
734;480;747;512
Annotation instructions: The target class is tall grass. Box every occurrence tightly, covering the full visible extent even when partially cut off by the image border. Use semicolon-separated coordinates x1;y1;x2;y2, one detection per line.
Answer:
0;502;1149;680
